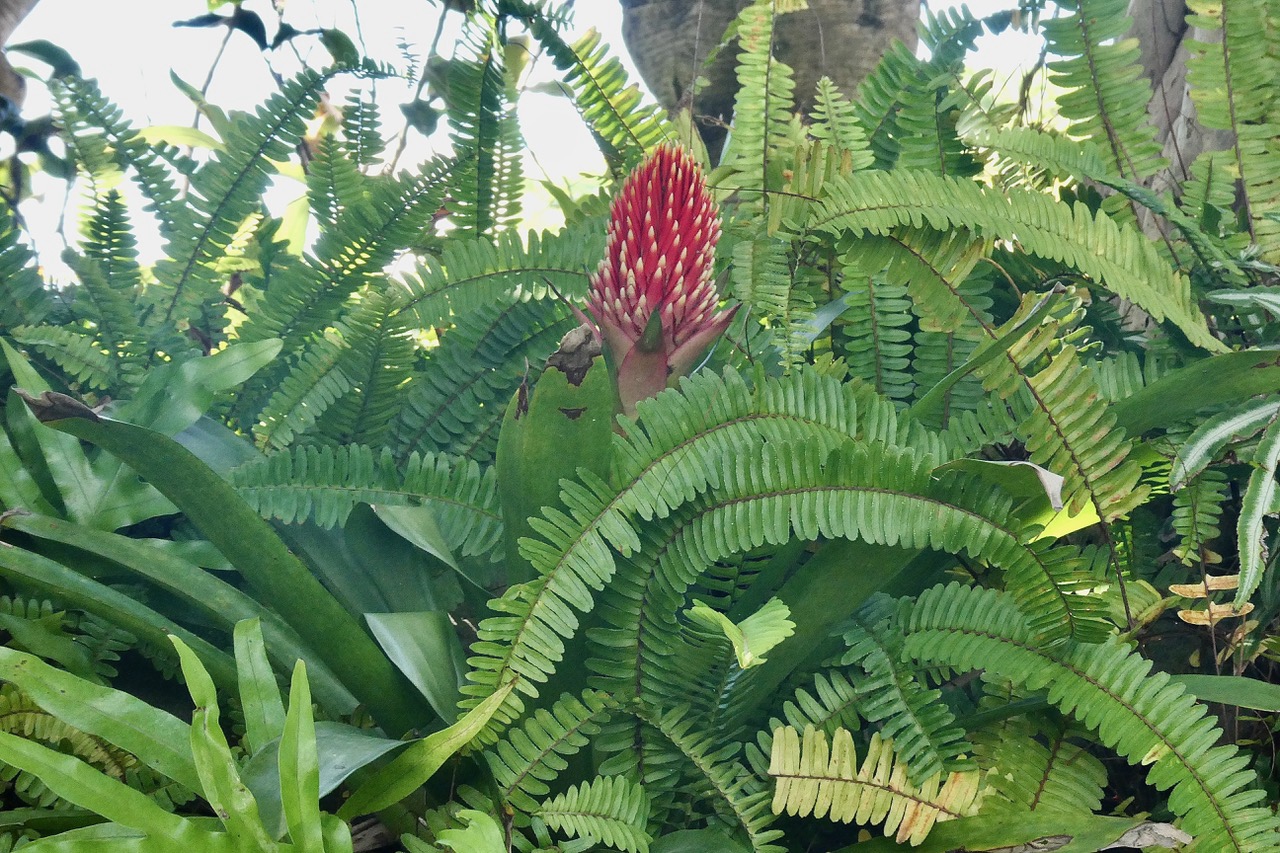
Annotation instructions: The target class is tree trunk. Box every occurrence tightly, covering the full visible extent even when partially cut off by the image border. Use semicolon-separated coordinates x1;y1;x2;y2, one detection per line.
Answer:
0;0;40;108
619;0;920;158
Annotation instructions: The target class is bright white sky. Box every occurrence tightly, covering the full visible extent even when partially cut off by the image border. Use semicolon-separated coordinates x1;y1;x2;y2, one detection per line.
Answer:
9;1;1042;272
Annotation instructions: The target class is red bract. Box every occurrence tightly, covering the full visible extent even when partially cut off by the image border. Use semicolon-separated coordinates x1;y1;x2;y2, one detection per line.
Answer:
585;144;737;416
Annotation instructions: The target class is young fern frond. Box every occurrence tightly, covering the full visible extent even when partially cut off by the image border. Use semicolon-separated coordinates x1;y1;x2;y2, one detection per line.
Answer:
483;689;616;815
340;94;385;167
808;78;873;170
1042;0;1165;183
1171;468;1229;567
537;775;651;853
307;135;370;230
447;9;523;235
230;444;501;558
767;726;983;844
901;582;1280;852
68;191;146;364
1185;0;1280;253
0;208;53;332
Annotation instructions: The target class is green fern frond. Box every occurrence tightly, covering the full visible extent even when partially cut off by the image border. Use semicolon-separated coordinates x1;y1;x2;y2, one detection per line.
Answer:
253;331;353;450
51;76;182;224
1043;0;1165;183
809;78;874;170
9;325;112;391
391;297;575;464
514;3;671;170
1171;468;1229;567
902;582;1280;851
152;68;333;346
836;268;914;406
396;220;601;332
636;704;783;853
768;726;983;844
231;443;501;557
839;601;974;784
811;169;1222;351
972;716;1107;815
721;0;797;207
307;134;370;230
446;9;523;235
315;291;415;447
340;93;386;167
538;775;651;853
484;689;615;815
1185;0;1280;253
0;207;53;331
66;190;146;368
728;233;798;367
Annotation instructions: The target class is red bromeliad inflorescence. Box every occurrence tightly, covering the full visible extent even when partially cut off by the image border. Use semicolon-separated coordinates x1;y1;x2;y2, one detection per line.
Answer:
584;144;738;417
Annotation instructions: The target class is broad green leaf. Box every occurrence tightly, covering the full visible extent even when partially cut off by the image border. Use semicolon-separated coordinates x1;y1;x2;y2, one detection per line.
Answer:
934;459;1100;540
0;416;57;514
1237;415;1280;603
0;609;96;678
5;511;356;716
171;636;280;850
686;598;795;669
1206;287;1280;315
243;723;407;840
7;39;81;77
366;611;467;723
235;619;287;755
119;340;283;437
338;680;515;820
280;662;323;852
0;541;236;688
436;809;505;853
26;400;428;735
374;503;501;593
838;808;1145;852
1171;674;1280;711
1171;398;1280;490
0;647;200;791
0;732;190;839
1112;350;1280;436
276;195;311;254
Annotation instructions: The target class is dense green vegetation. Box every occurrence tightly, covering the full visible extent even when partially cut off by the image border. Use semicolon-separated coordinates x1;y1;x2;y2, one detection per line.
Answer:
0;0;1277;850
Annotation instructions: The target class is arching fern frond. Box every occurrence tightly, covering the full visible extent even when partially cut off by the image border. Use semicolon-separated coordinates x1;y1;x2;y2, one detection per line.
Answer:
484;689;616;815
839;600;973;784
396;220;601;332
0;208;53;331
972;716;1107;815
9;325;112;391
253;331;352;450
1042;0;1165;183
901;582;1280;851
811;169;1222;351
537;775;651;853
808;77;873;170
231;443;501;558
67;190;146;370
835;267;913;407
768;726;983;844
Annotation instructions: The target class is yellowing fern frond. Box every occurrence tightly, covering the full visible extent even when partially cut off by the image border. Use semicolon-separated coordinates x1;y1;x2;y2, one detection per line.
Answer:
768;726;982;845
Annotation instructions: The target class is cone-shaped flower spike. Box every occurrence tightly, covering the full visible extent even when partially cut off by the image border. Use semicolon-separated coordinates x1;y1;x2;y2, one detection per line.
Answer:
586;144;737;417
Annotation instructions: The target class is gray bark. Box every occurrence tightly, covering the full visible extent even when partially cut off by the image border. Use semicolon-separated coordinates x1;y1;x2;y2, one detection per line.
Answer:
619;0;920;157
0;0;39;107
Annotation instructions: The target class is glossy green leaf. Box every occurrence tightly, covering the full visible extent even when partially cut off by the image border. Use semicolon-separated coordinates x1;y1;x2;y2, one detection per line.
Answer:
0;646;200;791
650;829;750;853
280;662;323;852
5;511;356;716
1171;398;1280;490
243;722;407;840
0;541;236;688
133;125;224;151
235;619;287;755
1171;674;1280;712
1112;351;1280;436
0;731;190;839
1237;415;1280;603
836;808;1145;853
171;636;279;850
934;459;1100;539
0;609;95;678
28;402;427;734
1206;287;1280;316
338;680;515;820
366;611;467;723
